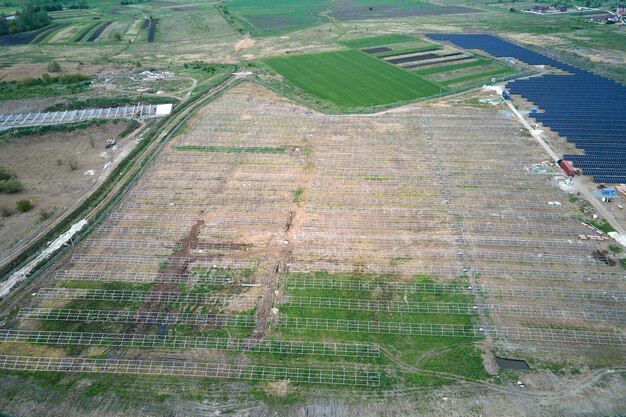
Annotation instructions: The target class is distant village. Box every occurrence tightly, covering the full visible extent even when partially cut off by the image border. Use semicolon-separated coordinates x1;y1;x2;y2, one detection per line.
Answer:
523;3;625;23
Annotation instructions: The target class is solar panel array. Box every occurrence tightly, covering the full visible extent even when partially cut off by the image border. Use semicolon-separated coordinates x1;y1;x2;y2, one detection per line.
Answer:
427;34;626;183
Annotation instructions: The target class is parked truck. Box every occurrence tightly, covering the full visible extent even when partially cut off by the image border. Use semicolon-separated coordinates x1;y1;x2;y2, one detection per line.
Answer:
557;159;580;176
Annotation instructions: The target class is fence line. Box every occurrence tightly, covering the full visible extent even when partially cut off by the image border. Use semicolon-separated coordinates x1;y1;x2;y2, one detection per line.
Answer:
0;355;380;386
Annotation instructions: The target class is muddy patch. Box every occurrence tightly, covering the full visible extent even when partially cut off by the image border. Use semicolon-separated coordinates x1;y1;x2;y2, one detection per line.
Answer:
494;354;531;370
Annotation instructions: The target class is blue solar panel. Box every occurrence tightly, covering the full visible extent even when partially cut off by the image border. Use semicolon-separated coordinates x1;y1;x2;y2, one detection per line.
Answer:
426;33;626;184
593;176;626;183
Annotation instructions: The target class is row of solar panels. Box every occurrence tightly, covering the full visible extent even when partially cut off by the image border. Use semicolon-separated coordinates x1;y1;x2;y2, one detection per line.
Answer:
426;34;626;184
593;176;626;183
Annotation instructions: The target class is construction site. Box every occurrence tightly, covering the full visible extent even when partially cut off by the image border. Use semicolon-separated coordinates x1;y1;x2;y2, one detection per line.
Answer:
0;79;624;416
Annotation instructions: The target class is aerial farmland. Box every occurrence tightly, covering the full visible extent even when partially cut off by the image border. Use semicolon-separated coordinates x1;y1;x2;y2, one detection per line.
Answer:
0;0;624;416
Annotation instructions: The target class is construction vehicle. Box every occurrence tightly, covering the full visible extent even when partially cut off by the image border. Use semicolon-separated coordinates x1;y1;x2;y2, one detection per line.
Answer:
557;159;580;176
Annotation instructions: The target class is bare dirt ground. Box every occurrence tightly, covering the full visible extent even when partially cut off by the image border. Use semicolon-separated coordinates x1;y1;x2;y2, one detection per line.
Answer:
0;63;108;82
0;121;137;264
505;33;568;47
234;37;256;51
0;96;66;115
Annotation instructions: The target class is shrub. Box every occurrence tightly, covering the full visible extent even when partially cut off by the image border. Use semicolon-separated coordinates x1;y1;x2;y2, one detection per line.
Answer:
0;179;23;193
16;199;32;212
0;166;11;181
47;60;61;73
111;30;122;41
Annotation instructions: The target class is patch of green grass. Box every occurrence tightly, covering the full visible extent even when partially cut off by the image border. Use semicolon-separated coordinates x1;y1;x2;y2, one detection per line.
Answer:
175;145;286;154
249;388;301;406
584;218;616;234
263;50;442;108
441;67;518;85
568;194;580;203
0;74;91;100
421;342;490;380
374;44;442;57
389;256;412;266
400;372;455;388
220;0;328;36
82;382;109;397
293;187;305;205
339;34;417;49
608;244;623;254
415;59;488;75
619;258;626;270
356;174;393;181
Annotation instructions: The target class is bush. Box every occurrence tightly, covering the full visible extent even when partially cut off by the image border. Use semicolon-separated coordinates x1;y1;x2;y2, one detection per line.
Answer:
16;199;32;212
0;179;23;193
47;60;61;73
111;30;122;41
0;166;11;181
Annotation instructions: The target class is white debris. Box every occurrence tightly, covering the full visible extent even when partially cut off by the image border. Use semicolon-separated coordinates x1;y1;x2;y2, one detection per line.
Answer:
558;181;577;193
482;84;504;95
84;170;95;176
607;232;626;247
155;104;173;116
0;219;87;299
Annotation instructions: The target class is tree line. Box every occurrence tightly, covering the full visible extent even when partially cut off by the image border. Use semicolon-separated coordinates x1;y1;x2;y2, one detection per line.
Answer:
0;0;88;36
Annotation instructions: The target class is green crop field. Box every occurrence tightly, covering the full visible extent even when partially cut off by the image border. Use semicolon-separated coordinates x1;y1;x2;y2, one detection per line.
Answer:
221;0;327;36
222;0;439;36
263;50;442;108
338;34;417;49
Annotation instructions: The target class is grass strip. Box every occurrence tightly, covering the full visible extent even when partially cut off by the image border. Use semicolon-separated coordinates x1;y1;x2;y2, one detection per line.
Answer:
375;44;442;58
175;145;286;154
442;67;517;85
414;59;488;75
339;35;416;49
